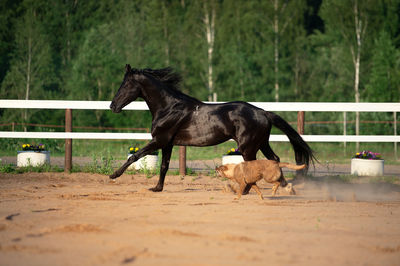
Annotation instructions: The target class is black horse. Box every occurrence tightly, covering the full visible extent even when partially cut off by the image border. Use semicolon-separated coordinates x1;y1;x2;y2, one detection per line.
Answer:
110;65;315;192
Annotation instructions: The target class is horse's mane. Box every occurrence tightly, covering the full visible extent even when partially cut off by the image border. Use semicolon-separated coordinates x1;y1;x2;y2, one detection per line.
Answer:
132;67;202;104
136;67;182;90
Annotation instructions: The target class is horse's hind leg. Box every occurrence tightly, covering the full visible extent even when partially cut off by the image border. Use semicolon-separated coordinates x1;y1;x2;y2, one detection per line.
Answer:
149;143;173;192
260;143;280;162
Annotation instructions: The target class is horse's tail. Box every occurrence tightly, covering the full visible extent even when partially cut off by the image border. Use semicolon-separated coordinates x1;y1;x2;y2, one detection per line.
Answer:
266;112;316;171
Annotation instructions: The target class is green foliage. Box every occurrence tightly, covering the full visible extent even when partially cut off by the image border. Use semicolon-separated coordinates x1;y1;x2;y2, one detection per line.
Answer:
0;162;63;174
365;30;400;102
0;163;14;173
81;154;115;175
0;0;399;144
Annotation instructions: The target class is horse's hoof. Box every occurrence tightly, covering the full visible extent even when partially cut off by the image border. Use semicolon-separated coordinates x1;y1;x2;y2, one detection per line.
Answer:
109;173;119;179
148;186;163;192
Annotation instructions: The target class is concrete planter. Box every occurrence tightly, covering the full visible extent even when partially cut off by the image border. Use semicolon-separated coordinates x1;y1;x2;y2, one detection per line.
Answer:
128;154;159;170
17;151;50;167
351;158;384;176
222;155;244;165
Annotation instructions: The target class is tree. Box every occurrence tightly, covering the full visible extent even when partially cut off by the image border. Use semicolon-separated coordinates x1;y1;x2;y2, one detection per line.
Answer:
259;0;306;102
0;2;54;130
0;0;21;85
67;23;123;125
365;30;400;102
203;0;216;101
320;0;377;150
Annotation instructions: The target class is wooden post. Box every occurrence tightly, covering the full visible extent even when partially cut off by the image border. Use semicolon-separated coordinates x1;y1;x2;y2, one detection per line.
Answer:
297;111;305;134
395;112;397;160
296;111;305;177
179;146;186;176
343;112;347;151
65;109;72;172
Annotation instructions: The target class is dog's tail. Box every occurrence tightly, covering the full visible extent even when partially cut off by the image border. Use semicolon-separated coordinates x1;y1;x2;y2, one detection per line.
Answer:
266;111;316;171
278;162;306;171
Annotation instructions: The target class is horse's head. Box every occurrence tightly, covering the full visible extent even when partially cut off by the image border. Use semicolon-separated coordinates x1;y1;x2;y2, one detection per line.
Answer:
110;64;142;113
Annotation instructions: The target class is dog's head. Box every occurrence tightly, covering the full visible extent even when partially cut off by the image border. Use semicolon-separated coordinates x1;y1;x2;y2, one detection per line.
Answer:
215;165;227;177
215;164;236;179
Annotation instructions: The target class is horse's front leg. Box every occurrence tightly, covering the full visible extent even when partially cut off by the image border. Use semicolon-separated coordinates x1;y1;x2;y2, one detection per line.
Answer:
149;143;173;192
109;141;159;179
109;153;138;179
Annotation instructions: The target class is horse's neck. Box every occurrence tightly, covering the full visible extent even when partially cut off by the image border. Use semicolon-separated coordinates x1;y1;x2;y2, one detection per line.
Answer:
140;79;176;115
140;76;202;117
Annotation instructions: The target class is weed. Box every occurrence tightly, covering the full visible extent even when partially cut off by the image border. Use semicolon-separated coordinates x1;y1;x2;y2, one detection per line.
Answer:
0;162;63;174
368;176;399;184
82;154;115;175
0;163;15;173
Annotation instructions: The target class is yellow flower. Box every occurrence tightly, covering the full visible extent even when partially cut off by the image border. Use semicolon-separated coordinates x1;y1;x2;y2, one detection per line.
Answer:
230;148;235;152
23;144;26;148
27;144;30;147
130;147;134;151
135;147;139;152
356;153;360;155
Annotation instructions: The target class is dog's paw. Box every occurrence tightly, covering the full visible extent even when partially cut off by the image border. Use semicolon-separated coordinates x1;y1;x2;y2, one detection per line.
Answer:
285;183;296;195
222;184;236;194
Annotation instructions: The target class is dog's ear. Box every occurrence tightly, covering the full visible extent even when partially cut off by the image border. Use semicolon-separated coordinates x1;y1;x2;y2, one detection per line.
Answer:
216;165;225;170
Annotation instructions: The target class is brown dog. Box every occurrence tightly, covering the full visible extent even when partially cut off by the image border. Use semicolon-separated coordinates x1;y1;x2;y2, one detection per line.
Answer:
216;160;306;200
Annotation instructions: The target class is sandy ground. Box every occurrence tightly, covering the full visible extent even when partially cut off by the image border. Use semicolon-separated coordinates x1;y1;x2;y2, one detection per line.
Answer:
1;172;400;266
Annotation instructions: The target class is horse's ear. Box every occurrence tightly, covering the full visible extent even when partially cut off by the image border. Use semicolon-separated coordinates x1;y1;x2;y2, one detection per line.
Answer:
125;64;131;73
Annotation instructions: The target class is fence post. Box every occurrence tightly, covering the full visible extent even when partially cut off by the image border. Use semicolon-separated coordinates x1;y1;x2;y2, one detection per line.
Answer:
395;112;397;160
343;112;347;150
296;111;305;176
179;146;186;176
65;109;72;172
297;111;305;134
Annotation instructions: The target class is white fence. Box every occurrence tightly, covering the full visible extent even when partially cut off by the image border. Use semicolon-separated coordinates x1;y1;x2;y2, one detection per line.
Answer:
0;100;400;142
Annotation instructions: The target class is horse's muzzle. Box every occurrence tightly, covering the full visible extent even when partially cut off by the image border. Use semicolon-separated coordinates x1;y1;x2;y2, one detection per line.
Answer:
109;102;121;113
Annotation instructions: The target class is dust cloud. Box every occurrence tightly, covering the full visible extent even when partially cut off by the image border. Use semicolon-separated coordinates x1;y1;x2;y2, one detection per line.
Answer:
300;179;400;202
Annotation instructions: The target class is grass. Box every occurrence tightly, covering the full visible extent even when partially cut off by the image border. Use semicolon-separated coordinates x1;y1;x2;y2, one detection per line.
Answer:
1;138;400;179
0;157;399;186
0;163;64;174
2;138;399;164
0;152;199;176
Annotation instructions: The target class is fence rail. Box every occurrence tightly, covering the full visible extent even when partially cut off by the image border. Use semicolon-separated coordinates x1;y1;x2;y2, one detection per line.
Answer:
1;131;399;143
1;100;400;111
1;100;399;172
1;100;399;141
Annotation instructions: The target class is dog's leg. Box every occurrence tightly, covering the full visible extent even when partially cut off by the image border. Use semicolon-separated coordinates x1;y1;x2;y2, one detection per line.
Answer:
285;183;296;195
271;182;280;196
234;182;247;200
251;183;264;200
